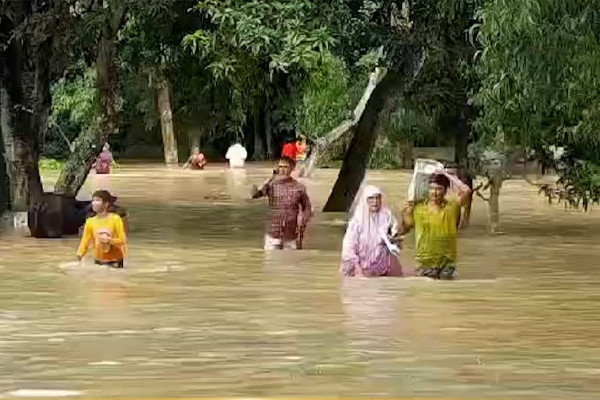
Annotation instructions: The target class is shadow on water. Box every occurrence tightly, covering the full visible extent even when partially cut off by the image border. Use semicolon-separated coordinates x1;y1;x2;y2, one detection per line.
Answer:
1;163;600;398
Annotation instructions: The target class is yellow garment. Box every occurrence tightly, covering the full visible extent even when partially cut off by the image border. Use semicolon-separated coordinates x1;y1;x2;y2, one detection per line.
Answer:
77;213;127;262
413;199;460;267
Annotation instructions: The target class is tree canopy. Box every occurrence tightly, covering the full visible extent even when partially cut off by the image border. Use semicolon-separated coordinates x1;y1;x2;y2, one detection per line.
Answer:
474;0;600;208
3;0;600;214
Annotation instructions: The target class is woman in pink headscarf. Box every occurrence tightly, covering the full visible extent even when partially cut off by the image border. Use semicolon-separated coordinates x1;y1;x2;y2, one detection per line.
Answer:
93;143;115;175
340;185;405;277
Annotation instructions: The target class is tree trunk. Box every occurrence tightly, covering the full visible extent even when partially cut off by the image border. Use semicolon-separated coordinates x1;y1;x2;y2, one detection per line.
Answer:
488;173;502;233
54;25;122;197
253;107;266;161
0;11;47;210
157;76;178;166
454;115;469;168
265;108;273;159
323;48;425;212
304;67;387;177
0;130;8;214
399;141;413;169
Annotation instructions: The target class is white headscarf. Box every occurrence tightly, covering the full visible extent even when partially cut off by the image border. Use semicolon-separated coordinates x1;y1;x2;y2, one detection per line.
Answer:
349;185;397;241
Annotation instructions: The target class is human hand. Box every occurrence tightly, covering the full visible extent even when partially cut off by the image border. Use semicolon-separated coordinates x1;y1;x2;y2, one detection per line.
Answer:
390;233;404;250
403;201;415;212
434;167;450;177
99;232;111;244
297;216;307;230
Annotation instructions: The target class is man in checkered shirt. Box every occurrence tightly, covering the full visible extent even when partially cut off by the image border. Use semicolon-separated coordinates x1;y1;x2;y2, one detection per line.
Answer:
251;157;313;250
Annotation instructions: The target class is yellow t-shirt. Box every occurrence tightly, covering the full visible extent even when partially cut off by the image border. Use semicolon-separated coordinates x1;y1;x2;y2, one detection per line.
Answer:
414;199;460;267
77;213;127;262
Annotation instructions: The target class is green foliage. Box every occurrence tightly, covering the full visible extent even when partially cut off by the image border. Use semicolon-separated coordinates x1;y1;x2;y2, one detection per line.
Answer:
387;105;435;145
184;0;335;76
533;147;600;210
369;137;402;169
51;67;99;129
119;0;198;129
183;0;337;143
46;66;100;159
369;104;437;169
38;158;65;173
474;0;600;208
296;53;353;137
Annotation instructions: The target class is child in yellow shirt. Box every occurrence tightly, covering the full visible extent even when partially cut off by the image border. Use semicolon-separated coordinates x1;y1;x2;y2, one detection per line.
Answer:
77;190;127;268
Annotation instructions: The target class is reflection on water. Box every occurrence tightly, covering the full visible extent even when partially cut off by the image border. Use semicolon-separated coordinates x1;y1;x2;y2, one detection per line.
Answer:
2;163;600;398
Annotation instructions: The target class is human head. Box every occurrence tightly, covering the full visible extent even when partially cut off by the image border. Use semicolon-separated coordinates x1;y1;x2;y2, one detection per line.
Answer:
277;157;296;177
102;143;110;152
363;185;382;213
91;190;117;214
429;173;450;204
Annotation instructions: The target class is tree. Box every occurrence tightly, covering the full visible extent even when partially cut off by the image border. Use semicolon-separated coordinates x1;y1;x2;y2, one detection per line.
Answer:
184;0;335;159
51;0;178;196
295;53;353;138
0;0;76;210
120;0;202;166
47;65;100;159
323;0;481;211
53;0;128;196
473;0;600;228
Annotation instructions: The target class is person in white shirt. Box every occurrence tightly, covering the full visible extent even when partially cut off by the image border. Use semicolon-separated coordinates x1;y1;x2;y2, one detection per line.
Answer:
225;143;247;168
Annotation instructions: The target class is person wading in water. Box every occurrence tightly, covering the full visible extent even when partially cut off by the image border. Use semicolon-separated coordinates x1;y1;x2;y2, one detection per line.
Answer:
77;190;127;268
402;170;472;280
340;185;405;277
251;157;312;250
183;148;207;170
93;143;116;175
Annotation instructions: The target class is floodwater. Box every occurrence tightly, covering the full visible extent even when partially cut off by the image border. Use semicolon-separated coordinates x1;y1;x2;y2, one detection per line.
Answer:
1;163;600;399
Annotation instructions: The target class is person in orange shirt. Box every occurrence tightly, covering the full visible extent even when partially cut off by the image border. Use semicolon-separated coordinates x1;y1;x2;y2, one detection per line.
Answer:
295;136;310;177
77;190;127;268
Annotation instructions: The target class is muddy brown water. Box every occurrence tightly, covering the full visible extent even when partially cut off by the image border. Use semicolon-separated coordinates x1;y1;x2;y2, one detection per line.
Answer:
0;163;599;399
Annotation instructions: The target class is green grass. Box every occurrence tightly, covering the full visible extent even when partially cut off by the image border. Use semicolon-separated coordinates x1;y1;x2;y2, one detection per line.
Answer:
38;158;65;173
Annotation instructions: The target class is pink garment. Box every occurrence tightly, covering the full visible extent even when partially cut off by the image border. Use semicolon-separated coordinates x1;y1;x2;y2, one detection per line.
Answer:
340;185;404;277
95;150;113;174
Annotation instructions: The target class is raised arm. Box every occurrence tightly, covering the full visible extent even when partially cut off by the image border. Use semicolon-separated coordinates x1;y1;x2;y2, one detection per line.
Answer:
251;182;269;199
182;156;193;169
251;174;275;199
442;170;472;207
401;201;415;234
